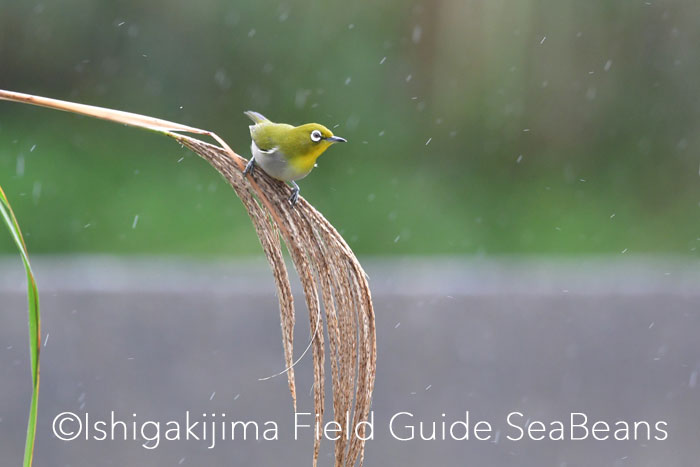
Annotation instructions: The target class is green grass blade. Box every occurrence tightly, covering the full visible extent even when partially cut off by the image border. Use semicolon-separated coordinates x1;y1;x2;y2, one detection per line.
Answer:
0;185;41;467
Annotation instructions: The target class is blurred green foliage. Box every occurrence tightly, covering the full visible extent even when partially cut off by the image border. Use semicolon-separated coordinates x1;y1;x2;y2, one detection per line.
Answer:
1;0;699;256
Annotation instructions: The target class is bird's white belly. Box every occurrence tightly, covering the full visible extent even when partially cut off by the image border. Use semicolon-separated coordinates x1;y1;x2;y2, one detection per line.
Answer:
251;141;311;181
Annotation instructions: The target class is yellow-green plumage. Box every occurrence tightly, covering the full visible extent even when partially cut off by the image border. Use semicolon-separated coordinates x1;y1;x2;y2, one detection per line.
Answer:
245;111;344;181
243;111;347;205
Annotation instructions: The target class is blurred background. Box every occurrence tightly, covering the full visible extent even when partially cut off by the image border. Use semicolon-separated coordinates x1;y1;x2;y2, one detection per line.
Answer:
2;1;700;466
1;0;698;256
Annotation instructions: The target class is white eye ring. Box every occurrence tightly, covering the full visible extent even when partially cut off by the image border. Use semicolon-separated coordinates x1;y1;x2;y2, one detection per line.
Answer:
310;130;322;142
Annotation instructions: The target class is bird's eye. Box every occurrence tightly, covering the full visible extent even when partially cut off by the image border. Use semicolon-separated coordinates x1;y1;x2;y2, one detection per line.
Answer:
310;130;322;142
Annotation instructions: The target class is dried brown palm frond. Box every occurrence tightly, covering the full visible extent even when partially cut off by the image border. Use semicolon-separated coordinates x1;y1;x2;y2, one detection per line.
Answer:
0;89;377;467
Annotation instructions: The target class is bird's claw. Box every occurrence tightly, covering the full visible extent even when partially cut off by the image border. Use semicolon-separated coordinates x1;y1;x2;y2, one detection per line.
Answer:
243;158;255;176
288;189;299;207
288;182;300;207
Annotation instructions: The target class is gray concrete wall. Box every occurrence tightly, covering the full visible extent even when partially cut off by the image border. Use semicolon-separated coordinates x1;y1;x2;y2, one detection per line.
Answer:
1;257;699;466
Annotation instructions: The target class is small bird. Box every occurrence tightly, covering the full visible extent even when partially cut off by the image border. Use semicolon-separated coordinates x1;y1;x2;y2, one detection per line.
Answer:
243;110;347;205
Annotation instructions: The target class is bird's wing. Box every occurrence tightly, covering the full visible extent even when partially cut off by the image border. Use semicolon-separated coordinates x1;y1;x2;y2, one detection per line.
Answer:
244;110;270;124
253;140;277;154
250;121;295;153
250;124;276;152
246;111;276;151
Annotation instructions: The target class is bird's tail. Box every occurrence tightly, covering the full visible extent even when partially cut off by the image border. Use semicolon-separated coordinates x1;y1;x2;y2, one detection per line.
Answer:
244;110;270;124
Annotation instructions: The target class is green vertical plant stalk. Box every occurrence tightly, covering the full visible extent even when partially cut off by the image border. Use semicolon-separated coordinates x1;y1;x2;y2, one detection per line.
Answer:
0;185;41;467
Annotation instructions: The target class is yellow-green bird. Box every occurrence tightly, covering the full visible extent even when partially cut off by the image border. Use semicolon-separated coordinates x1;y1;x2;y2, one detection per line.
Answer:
243;110;347;205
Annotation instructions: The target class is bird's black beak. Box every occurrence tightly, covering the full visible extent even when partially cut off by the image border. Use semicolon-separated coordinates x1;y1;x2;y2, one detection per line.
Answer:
325;136;347;143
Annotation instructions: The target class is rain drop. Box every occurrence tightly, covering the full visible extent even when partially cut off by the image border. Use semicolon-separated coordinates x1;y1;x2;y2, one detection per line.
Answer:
412;25;423;44
16;154;24;176
32;181;41;205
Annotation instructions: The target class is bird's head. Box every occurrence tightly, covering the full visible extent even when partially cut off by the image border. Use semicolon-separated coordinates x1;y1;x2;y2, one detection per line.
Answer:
285;123;347;161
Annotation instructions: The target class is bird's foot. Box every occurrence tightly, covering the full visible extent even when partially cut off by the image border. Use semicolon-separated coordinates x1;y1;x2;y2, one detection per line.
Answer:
243;158;256;176
288;182;300;207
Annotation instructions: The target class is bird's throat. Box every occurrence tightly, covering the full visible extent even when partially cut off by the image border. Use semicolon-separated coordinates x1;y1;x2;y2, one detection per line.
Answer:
289;145;328;173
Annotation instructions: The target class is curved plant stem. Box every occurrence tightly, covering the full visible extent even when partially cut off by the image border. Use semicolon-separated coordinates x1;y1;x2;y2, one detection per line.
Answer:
0;89;376;467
